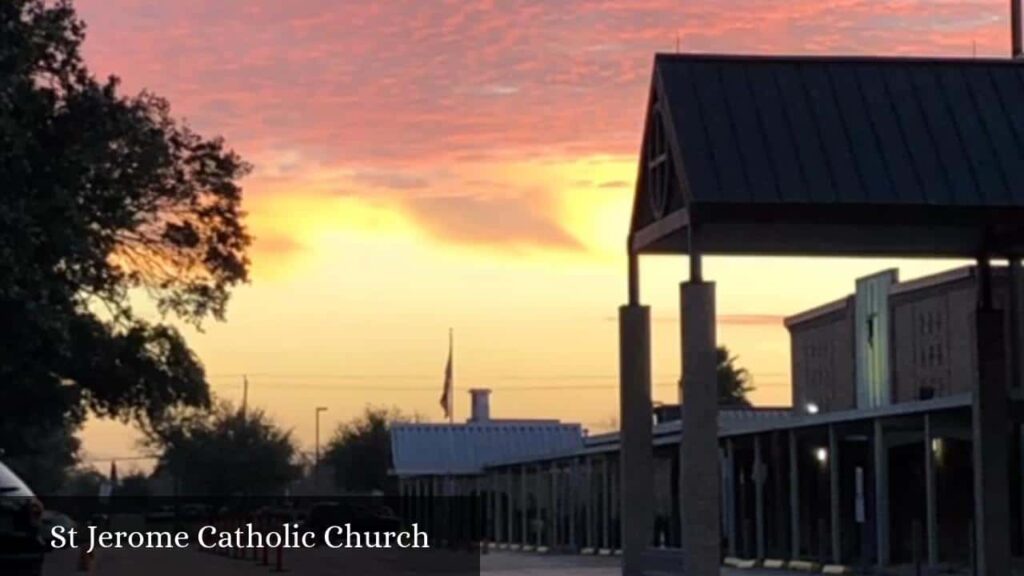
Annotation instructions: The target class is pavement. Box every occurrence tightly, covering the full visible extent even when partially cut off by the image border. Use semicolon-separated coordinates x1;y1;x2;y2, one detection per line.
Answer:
40;546;816;576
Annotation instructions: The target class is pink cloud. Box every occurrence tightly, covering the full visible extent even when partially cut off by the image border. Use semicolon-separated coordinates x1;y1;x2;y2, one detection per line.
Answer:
71;0;1016;250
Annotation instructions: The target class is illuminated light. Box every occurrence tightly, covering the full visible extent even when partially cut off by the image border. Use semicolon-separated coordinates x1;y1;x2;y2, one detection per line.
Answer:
931;438;944;461
805;402;820;415
814;447;829;464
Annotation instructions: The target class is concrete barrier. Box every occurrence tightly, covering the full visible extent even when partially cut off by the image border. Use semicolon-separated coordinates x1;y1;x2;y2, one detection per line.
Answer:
787;560;821;572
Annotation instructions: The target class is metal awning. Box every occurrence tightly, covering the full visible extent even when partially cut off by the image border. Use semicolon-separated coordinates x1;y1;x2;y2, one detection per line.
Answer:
630;54;1024;257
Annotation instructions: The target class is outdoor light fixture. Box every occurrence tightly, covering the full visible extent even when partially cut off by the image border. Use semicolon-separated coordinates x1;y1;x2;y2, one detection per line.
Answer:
805;402;820;415
814;447;828;464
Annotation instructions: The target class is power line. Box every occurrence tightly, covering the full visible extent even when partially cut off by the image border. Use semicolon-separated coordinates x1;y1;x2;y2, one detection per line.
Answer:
208;372;620;381
206;380;790;393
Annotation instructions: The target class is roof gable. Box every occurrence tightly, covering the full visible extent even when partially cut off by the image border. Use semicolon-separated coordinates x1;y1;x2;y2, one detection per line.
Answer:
631;54;1024;257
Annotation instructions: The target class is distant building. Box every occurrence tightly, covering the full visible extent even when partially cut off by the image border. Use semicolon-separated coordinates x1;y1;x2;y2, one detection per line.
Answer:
390;389;583;489
788;266;1015;413
391;264;1024;570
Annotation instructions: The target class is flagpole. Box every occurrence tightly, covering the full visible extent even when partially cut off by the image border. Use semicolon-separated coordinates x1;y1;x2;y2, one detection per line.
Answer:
448;328;454;424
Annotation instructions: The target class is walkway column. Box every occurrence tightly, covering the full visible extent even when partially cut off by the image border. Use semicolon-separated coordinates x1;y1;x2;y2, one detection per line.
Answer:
973;305;1011;576
789;430;800;560
520;465;528;548
754;435;766;560
828;425;841;565
680;279;720;576
585;458;594;550
923;414;938;567
549;463;558;549
873;418;889;567
725;439;737;558
602;456;611;550
569;460;578;551
491;474;500;545
619;294;653;574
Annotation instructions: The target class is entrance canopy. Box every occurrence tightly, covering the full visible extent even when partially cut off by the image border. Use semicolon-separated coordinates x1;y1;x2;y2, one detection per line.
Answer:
630;54;1024;258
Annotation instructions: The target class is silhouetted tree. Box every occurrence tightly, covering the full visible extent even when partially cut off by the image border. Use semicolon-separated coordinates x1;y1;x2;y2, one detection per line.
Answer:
0;0;250;487
60;468;106;497
117;472;151;498
322;406;417;494
717;346;754;407
150;402;298;496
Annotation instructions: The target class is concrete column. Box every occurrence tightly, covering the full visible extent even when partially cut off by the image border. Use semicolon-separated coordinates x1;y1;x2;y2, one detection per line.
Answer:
602;456;611;550
725;439;737;558
924;414;938;567
753;435;766;560
535;465;544;548
491;474;500;545
873;418;889;567
1020;425;1024;559
619;303;653;573
520;466;528;547
680;281;720;576
828;425;841;566
585;458;594;550
972;308;1011;576
610;458;619;549
1009;259;1024;390
549;464;558;549
569;461;578;551
789;430;800;560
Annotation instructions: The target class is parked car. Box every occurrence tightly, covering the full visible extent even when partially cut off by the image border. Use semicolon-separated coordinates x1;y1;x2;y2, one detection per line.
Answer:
0;460;46;576
39;511;75;537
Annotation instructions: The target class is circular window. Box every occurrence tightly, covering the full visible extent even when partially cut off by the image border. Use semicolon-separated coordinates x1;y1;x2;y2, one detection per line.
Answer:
647;106;671;219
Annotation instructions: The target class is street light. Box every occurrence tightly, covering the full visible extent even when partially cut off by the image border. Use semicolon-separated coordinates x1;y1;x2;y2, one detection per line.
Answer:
315;406;328;475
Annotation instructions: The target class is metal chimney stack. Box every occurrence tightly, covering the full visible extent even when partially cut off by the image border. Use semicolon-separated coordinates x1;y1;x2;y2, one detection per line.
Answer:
1014;0;1023;58
468;388;491;423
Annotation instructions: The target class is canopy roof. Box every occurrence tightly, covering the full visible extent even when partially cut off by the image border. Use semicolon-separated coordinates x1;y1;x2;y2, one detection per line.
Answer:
390;421;582;477
630;54;1024;257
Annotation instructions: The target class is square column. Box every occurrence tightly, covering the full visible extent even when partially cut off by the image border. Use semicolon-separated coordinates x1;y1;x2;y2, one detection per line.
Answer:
549;464;558;549
589;457;598;545
602;456;611;550
873;419;889;567
680;281;720;576
828;425;841;565
619;303;654;574
923;414;938;567
569;461;578;551
788;430;800;560
973;309;1011;576
491;475;500;545
520;466;528;547
725;439;737;558
753;435;766;560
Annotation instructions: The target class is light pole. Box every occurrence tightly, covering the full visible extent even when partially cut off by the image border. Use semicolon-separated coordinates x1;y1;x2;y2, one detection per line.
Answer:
315;406;328;486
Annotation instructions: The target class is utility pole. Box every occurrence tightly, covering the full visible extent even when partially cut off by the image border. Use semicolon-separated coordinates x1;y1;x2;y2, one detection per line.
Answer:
242;375;249;418
314;406;328;488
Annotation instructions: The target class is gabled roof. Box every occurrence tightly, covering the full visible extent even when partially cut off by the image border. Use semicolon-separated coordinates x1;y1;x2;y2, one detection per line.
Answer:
631;54;1024;257
389;421;583;477
485;408;795;467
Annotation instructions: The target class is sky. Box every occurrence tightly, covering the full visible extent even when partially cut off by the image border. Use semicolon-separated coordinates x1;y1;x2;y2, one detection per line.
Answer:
70;0;1008;469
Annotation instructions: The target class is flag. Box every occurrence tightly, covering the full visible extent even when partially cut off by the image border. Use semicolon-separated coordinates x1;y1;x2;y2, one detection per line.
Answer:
440;329;453;421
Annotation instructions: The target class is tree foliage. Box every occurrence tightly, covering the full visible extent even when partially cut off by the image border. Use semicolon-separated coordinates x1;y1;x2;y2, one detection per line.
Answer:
117;471;151;498
322;406;416;494
0;0;250;486
717;346;754;407
149;402;299;496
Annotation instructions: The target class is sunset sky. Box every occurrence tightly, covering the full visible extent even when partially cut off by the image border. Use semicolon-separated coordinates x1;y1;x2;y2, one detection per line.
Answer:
73;0;1004;467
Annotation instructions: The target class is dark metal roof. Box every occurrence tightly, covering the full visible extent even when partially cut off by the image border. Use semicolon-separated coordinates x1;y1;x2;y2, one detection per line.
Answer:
631;54;1024;257
389;421;583;477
